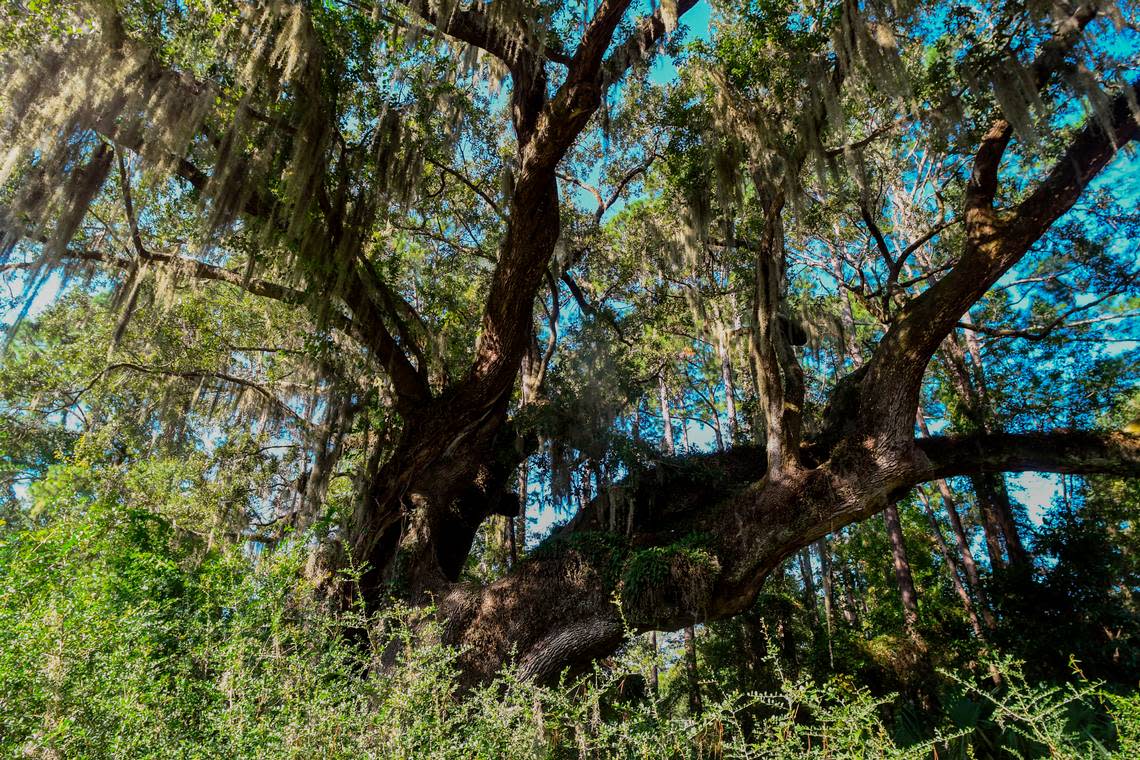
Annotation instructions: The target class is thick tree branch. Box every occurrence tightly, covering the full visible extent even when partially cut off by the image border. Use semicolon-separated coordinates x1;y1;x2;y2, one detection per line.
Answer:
861;84;1139;442
521;0;635;170
338;264;434;409
915;430;1140;482
445;424;1140;683
855;4;1114;442
1029;2;1102;88
1006;86;1140;249
124;146;423;401
601;0;700;86
530;271;560;394
524;0;697;171
394;0;535;71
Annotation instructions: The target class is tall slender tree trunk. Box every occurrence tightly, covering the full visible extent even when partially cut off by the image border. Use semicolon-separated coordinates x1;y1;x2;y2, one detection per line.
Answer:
632;402;658;692
648;630;659;695
976;471;1030;568
660;367;701;712
917;489;1002;685
684;624;703;715
840;560;862;624
937;482;997;629
883;503;921;636
828;245;862;367
577;469;591;512
718;331;738;445
823;257;864;631
917;412;995;628
658;374;675;456
917;490;987;640
816;538;836;666
974;481;1010;570
798;548;819;620
710;405;725;452
937;338;1008;569
937;319;1029;569
816;538;836;631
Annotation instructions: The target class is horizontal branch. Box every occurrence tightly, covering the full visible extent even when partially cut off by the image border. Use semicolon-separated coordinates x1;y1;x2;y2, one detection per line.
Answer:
915;430;1140;482
395;0;535;72
524;0;696;171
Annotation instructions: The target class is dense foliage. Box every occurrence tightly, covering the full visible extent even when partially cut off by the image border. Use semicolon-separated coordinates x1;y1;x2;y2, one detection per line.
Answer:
1;228;1138;757
1;464;1138;757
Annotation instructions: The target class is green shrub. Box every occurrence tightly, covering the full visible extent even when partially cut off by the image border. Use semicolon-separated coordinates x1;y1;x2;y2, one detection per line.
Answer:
1;494;1137;758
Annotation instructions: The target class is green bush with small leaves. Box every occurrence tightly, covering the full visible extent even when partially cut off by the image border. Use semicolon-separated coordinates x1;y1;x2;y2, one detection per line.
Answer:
2;468;1137;759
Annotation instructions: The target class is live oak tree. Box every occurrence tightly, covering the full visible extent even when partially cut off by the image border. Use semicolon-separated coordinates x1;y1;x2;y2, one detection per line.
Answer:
1;0;1138;686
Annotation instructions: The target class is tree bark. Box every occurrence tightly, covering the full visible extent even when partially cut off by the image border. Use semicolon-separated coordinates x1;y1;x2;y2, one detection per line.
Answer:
883;503;921;635
798;548;819;620
917;489;988;641
816;538;836;631
658;373;675;456
684;624;703;715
